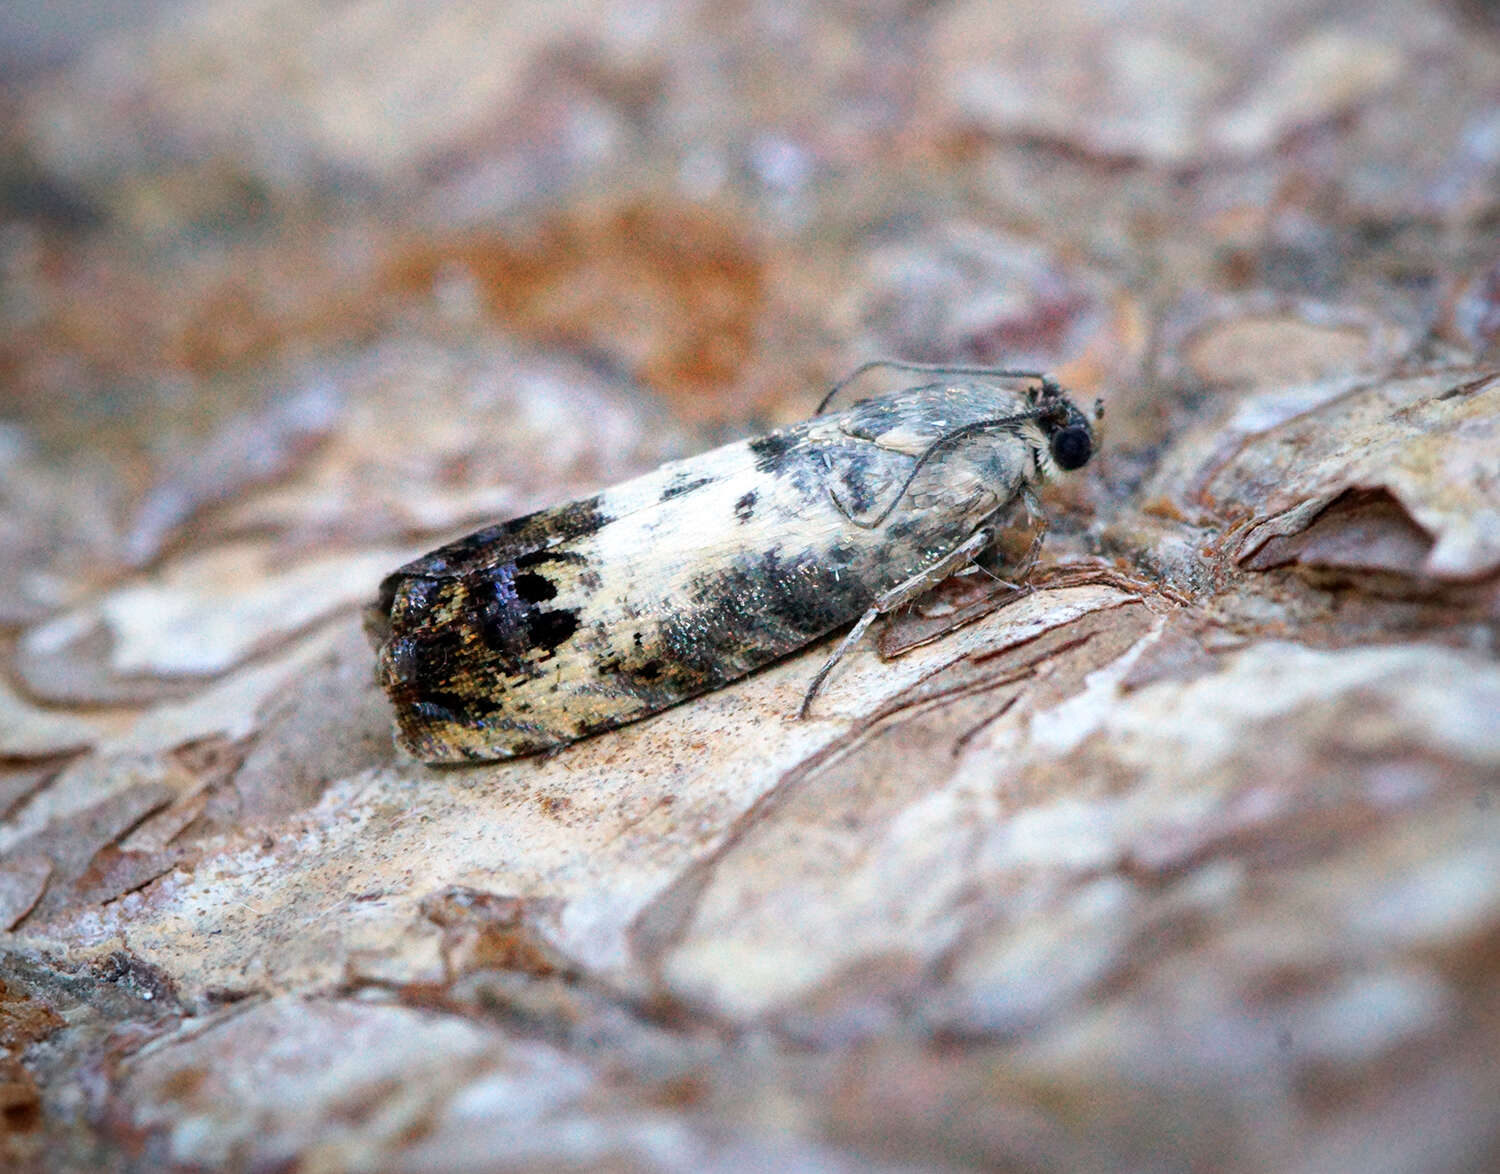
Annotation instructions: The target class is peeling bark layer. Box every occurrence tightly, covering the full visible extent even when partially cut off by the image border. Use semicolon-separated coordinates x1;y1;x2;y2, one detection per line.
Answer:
3;2;1500;1171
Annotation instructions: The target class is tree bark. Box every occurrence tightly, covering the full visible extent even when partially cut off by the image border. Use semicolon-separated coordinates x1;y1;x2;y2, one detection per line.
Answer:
3;3;1499;1171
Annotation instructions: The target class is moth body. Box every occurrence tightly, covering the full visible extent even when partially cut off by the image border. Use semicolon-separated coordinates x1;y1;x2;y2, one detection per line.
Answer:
369;370;1097;762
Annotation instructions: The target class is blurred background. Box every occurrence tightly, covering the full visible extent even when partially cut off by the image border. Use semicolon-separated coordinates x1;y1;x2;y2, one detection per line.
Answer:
6;0;1498;623
4;3;1500;1172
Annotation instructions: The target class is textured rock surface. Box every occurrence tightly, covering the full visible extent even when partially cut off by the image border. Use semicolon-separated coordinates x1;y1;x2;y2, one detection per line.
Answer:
3;2;1499;1171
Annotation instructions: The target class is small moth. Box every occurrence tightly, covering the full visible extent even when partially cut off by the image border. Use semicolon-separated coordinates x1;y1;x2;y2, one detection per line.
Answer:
368;361;1099;762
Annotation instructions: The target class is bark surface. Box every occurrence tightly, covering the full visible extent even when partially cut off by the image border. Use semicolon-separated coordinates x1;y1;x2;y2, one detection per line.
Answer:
3;3;1499;1171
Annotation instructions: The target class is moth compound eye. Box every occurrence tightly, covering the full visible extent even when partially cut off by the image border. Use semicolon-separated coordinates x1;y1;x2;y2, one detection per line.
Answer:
1051;425;1093;471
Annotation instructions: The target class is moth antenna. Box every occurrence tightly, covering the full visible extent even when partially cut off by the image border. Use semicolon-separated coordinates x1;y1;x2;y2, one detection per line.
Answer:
816;359;1052;415
842;411;1042;530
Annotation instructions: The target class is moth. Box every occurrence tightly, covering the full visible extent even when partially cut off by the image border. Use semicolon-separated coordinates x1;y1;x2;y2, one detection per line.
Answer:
368;361;1099;763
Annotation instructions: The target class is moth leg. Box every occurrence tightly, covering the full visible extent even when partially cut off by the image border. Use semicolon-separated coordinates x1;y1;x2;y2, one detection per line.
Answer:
798;526;994;719
965;563;1027;593
966;487;1048;593
1011;485;1048;583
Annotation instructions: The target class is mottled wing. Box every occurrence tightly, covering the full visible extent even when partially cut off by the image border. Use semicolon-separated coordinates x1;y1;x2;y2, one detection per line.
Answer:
372;382;1040;762
372;420;908;761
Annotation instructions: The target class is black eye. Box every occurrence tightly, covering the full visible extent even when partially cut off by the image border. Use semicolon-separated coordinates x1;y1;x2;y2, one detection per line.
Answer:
1051;425;1092;471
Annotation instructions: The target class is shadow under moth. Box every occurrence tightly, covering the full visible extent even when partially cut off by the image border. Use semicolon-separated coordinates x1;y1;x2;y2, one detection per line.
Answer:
367;361;1099;762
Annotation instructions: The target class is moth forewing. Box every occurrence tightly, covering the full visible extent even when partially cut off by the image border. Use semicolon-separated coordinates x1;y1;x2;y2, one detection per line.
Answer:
371;375;1096;762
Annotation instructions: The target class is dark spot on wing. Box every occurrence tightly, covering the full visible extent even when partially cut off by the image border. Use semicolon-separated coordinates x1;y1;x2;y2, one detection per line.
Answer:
748;431;796;473
411;698;459;725
657;547;872;684
637;659;664;681
734;490;757;523
385;620;469;680
512;571;557;603
526;608;580;651
832;447;881;515
513;547;586;570
389;494;609;581
468;576;529;653
413;687;502;720
661;473;713;500
748;549;869;637
373;573;445;639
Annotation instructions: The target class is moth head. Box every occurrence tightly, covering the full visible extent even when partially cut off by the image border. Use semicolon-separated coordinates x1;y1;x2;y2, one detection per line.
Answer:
1030;378;1098;472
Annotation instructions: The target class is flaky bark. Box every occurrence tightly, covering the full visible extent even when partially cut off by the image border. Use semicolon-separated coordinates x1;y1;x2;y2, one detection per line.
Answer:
3;2;1499;1171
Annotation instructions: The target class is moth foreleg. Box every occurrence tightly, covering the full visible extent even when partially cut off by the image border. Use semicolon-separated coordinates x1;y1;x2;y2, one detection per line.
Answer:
963;485;1048;592
797;526;994;719
1010;485;1048;582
